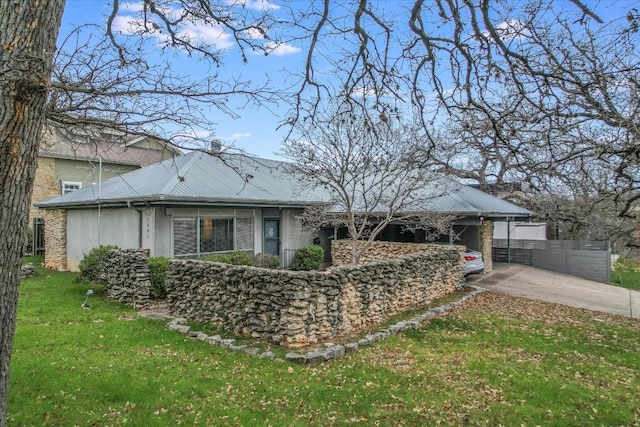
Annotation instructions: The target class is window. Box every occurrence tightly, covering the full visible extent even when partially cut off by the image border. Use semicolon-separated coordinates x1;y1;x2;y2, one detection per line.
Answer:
174;218;197;256
201;218;234;253
173;216;254;257
61;181;82;195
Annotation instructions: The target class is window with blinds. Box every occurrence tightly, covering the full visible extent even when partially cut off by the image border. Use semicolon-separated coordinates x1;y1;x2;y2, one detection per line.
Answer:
173;216;254;257
174;218;197;256
235;218;253;251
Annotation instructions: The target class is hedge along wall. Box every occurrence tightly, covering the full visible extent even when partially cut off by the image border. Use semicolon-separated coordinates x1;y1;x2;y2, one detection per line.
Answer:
166;245;464;349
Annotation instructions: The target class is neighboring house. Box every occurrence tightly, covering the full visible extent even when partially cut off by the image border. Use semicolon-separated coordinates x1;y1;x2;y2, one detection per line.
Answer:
30;124;180;253
37;150;531;271
494;221;547;240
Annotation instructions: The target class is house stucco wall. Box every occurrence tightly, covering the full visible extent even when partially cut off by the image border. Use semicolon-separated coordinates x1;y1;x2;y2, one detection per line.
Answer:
280;208;313;256
54;158;136;189
65;208;140;271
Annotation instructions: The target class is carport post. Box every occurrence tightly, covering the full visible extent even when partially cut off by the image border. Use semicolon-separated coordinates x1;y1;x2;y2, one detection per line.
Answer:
507;216;512;263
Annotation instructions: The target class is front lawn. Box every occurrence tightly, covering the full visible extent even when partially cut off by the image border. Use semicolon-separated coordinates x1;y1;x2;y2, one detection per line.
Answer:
610;257;640;291
611;269;640;292
9;260;640;426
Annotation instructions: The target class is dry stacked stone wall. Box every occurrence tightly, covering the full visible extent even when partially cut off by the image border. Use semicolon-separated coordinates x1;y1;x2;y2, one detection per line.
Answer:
43;209;67;270
331;240;462;266
103;249;152;308
166;245;464;349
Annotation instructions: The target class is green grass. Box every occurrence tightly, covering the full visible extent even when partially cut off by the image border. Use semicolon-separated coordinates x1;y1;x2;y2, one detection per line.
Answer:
611;269;640;291
610;257;640;291
9;259;640;426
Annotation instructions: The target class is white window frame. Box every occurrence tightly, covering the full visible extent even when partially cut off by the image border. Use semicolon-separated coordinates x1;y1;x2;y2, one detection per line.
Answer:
61;181;82;195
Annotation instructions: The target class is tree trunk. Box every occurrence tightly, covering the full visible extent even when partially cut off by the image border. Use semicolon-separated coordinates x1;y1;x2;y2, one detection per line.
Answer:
0;1;65;425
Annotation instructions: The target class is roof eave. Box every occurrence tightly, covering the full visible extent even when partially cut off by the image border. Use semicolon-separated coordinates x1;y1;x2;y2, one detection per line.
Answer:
36;196;329;210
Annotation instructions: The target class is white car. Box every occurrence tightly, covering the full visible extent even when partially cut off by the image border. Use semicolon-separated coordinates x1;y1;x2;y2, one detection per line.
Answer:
464;248;484;275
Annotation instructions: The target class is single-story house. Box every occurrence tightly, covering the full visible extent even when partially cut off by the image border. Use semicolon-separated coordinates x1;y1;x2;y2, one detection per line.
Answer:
37;150;531;271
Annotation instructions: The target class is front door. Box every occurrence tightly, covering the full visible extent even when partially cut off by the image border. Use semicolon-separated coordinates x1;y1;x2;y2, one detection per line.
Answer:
264;219;280;256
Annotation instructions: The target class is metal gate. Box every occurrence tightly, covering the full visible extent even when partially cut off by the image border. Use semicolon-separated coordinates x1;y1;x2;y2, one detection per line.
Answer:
33;217;45;256
492;239;610;282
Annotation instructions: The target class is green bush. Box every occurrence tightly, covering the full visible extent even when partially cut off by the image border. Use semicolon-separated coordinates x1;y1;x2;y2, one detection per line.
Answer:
25;228;34;255
78;245;119;284
613;257;640;272
292;245;324;271
200;251;253;266
254;253;280;269
148;256;169;299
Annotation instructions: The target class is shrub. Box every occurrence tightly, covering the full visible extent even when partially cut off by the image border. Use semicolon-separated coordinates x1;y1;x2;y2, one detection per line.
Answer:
613;257;640;272
292;245;324;271
148;256;169;299
78;245;119;284
200;251;253;266
254;253;280;269
25;228;34;255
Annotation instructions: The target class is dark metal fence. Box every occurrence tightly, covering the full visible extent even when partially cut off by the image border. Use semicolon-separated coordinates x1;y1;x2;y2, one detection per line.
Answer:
493;239;610;282
33;217;45;256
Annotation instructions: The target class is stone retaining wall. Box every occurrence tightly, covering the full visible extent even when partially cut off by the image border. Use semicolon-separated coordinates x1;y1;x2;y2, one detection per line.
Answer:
331;240;460;265
103;249;152;308
43;209;67;270
166;245;464;349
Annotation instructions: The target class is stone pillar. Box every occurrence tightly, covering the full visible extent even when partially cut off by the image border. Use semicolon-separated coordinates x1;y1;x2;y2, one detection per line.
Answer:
480;220;493;273
44;209;67;270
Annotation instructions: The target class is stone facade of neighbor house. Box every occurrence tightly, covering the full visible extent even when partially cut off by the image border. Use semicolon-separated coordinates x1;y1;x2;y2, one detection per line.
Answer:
30;156;58;223
30;124;179;254
165;245;464;349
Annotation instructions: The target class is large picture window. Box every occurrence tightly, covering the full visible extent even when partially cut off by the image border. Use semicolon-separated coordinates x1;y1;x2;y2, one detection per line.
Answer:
173;216;253;257
201;218;234;253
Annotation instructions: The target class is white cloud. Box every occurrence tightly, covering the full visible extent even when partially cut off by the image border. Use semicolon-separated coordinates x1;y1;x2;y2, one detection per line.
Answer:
118;1;144;13
223;132;252;141
262;41;301;56
486;20;531;41
114;2;235;50
224;0;280;11
350;86;378;97
175;21;235;50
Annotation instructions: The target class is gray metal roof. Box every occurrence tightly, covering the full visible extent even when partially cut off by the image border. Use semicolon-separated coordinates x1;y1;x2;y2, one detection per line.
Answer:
37;150;531;218
37;151;328;208
424;179;532;218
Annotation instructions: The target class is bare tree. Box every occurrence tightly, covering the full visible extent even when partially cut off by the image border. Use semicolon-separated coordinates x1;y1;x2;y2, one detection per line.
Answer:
285;0;639;220
0;1;280;424
282;104;456;264
2;0;637;424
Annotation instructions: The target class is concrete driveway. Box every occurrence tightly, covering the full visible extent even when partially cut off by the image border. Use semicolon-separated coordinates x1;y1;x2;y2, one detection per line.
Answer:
466;263;639;319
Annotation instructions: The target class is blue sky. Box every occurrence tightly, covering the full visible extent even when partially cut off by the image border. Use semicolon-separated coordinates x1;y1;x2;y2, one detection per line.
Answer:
59;0;633;160
60;0;307;159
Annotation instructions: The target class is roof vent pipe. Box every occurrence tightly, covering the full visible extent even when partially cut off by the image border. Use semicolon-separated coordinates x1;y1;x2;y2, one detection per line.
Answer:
210;139;222;153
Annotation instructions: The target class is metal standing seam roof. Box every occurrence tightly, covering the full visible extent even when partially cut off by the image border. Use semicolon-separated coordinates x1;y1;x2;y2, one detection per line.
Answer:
36;150;329;208
36;150;532;218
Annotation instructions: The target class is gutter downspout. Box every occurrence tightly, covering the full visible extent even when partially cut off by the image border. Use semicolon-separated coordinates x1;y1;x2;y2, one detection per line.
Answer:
127;201;143;248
